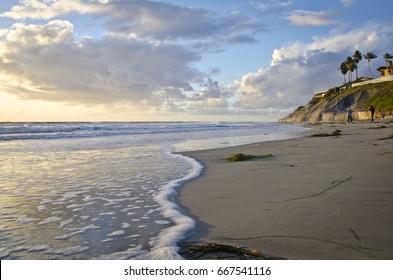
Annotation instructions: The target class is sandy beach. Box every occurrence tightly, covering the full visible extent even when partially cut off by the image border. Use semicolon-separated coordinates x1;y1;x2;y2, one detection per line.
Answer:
178;120;393;259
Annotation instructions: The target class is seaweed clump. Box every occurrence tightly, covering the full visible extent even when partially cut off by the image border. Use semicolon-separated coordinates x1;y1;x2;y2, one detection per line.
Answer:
379;135;393;140
225;153;273;162
311;129;342;137
369;125;387;129
178;242;284;260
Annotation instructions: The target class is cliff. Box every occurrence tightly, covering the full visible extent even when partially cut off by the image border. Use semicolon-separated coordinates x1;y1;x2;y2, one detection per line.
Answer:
280;81;393;123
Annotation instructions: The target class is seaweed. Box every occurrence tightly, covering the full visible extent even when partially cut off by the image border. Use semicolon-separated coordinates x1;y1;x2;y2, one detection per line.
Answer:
310;129;342;137
178;242;285;260
331;129;342;136
379;135;393;140
225;153;273;162
369;125;387;129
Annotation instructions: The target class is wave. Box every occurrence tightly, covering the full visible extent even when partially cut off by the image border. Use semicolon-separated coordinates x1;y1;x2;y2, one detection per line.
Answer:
0;122;274;141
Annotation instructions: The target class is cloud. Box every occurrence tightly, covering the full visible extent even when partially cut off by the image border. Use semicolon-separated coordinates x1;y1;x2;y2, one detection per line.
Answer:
0;20;202;105
233;50;342;110
341;0;356;7
3;20;75;46
101;1;268;46
284;10;337;26
0;1;268;116
1;0;267;42
252;0;293;12
0;0;99;20
231;23;393;111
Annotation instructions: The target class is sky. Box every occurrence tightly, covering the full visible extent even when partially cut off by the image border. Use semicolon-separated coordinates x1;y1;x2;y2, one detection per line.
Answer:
0;0;392;122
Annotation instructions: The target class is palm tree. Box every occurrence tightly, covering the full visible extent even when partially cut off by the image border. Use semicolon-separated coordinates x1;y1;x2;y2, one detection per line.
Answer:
363;52;378;78
352;50;362;80
339;62;348;84
345;56;356;83
383;53;393;64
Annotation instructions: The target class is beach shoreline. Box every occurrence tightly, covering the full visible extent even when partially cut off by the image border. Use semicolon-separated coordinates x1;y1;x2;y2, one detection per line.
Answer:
177;120;393;259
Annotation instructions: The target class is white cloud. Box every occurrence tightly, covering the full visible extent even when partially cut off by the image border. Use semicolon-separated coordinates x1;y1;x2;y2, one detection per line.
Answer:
0;20;202;105
0;19;235;117
252;0;293;12
284;10;337;26
4;20;74;46
341;0;356;7
0;0;99;20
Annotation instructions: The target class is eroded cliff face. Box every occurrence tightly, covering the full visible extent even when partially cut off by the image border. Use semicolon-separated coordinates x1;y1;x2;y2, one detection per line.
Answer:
280;81;393;123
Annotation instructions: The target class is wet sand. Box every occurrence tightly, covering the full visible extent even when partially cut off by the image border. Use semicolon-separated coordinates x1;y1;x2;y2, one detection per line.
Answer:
178;120;393;259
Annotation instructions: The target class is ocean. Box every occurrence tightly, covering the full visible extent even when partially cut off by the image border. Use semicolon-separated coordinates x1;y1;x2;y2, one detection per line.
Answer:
0;122;306;259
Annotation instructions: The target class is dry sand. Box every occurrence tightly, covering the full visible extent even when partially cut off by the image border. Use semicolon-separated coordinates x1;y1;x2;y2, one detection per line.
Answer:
178;120;393;259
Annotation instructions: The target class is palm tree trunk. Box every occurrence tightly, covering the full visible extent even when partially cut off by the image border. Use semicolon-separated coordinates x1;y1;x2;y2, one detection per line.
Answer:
368;61;374;78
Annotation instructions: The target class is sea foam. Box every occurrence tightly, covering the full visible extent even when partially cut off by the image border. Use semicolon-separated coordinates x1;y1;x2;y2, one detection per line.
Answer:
0;122;306;259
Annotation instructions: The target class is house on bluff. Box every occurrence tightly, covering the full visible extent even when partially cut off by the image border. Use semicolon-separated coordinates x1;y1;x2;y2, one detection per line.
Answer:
377;60;393;77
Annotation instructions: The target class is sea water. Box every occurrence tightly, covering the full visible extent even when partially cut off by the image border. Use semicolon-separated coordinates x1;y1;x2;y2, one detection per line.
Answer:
0;122;306;259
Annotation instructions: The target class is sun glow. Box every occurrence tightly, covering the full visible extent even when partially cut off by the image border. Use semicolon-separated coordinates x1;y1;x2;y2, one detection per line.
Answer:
0;92;107;122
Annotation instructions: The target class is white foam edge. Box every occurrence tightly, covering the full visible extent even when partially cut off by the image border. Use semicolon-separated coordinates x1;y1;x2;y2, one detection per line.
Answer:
136;151;203;260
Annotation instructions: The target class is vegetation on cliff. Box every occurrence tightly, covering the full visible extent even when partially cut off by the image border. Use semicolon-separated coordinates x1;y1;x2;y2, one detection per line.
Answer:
365;82;393;111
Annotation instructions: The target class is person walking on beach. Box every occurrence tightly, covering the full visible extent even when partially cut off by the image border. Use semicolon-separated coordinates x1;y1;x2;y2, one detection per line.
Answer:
347;106;353;124
368;105;375;122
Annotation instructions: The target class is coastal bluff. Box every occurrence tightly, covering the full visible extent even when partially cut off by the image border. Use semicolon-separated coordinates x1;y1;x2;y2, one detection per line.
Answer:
280;81;393;123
